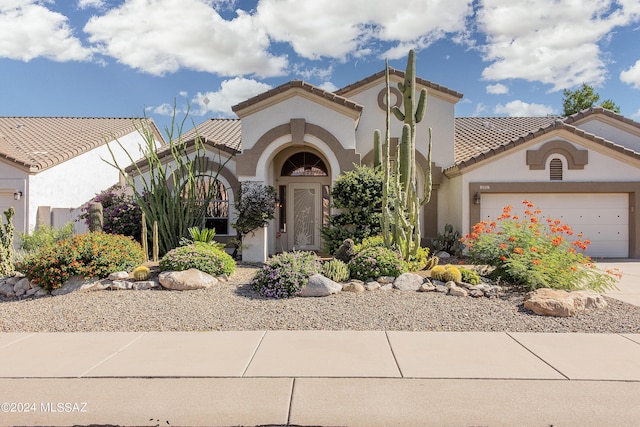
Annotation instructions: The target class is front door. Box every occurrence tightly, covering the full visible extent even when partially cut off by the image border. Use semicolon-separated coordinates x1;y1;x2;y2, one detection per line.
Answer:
289;183;321;250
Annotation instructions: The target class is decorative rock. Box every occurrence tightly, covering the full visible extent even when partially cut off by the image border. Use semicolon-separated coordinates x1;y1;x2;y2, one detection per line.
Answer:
34;287;49;297
455;281;475;290
132;280;160;290
379;283;393;291
52;276;108;295
13;278;31;293
5;273;25;286
108;271;130;280
418;282;436;292
434;284;449;293
159;269;218;291
524;288;608;317
107;280;134;290
484;286;502;299
14;287;26;297
342;282;365;293
365;282;381;291
25;287;39;297
435;251;451;259
393;273;424;291
0;282;15;297
377;276;395;284
469;289;485;298
448;284;469;297
299;274;342;297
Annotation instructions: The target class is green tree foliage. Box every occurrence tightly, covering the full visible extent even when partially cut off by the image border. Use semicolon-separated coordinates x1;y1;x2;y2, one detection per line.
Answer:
321;165;383;254
562;83;620;116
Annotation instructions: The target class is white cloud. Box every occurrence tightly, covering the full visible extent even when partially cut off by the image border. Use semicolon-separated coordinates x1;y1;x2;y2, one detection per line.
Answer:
292;64;334;81
178;91;188;98
191;77;272;116
255;0;473;60
632;108;640;121
84;0;288;77
146;103;176;116
478;0;640;91
486;83;508;95
494;100;555;116
472;103;489;116
77;0;104;9
317;81;339;92
621;59;640;89
0;1;92;61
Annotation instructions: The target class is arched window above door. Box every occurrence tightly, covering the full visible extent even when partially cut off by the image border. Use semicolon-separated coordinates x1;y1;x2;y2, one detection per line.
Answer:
281;152;328;176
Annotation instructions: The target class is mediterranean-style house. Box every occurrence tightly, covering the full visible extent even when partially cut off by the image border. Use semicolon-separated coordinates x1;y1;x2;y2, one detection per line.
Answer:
4;68;639;261
0;117;164;240
178;68;640;261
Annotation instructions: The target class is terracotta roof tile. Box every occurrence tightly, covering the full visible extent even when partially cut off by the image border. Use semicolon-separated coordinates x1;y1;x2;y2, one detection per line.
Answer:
335;67;464;100
0;117;161;173
453;117;640;171
232;80;363;114
178;118;241;153
454;117;558;164
564;106;640;130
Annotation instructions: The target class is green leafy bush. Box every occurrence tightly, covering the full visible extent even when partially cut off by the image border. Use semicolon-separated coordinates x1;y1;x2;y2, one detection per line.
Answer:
348;246;407;281
251;251;321;298
405;246;431;271
464;200;621;291
321;165;383;254
19;232;145;290
323;259;350;282
459;267;481;285
353;235;385;253
19;222;75;252
160;242;235;276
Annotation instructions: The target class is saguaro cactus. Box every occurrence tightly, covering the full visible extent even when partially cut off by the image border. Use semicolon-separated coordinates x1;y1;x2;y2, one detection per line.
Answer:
88;202;103;233
378;49;433;260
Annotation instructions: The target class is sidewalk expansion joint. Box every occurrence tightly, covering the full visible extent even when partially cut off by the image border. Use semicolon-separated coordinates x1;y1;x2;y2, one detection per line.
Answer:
506;332;570;380
384;330;404;378
241;330;267;377
78;332;147;378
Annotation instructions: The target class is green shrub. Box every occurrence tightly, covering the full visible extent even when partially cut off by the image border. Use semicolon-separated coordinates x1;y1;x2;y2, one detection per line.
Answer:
353;235;385;253
19;222;75;252
323;259;350;282
160;242;235;276
348;246;407;281
405;246;431;271
464;201;621;291
251;251;321;298
321;165;383;253
460;267;481;285
19;232;144;290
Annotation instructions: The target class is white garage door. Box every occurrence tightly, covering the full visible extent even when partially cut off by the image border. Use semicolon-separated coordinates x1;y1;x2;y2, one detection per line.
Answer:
480;193;628;258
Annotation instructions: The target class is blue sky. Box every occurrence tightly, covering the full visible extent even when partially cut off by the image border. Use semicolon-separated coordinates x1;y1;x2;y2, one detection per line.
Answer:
1;0;639;135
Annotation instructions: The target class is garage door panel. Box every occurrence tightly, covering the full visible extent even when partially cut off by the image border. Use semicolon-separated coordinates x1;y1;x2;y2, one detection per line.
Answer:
480;193;628;258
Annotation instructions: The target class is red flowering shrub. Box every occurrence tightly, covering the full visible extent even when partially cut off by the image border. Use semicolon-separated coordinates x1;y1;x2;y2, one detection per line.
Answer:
462;201;621;292
18;233;145;290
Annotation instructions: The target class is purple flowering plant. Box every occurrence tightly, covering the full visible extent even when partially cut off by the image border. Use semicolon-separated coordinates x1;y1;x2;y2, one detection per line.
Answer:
251;251;321;298
80;185;142;240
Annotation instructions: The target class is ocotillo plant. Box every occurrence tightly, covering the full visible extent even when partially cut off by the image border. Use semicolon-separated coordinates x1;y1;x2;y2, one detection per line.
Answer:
377;50;433;260
141;211;149;262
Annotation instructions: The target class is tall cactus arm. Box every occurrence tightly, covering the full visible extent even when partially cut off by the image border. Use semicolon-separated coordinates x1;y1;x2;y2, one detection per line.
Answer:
392;106;405;122
373;130;382;168
415;88;427;123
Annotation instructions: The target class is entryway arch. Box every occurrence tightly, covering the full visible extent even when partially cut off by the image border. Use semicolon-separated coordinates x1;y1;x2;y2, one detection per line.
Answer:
274;146;332;252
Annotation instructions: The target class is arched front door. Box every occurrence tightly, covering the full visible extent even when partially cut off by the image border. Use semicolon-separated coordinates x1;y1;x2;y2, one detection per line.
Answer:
276;150;331;252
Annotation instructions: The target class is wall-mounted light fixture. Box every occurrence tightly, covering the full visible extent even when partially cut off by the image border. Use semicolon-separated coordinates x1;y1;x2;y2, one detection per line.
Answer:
473;192;481;205
13;191;22;201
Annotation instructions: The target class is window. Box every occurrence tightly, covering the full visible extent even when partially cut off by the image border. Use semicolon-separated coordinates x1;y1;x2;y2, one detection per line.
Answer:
550;158;563;181
191;176;229;234
281;152;328;176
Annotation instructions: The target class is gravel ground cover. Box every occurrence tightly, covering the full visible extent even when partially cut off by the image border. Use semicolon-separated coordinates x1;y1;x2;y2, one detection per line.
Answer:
1;264;639;333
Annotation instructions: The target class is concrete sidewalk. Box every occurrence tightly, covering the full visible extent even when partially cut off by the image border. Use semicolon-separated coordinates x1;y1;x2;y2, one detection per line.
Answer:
600;259;640;306
1;331;640;426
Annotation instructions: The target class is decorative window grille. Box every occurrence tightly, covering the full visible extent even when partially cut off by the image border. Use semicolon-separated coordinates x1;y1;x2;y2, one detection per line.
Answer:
550;158;563;181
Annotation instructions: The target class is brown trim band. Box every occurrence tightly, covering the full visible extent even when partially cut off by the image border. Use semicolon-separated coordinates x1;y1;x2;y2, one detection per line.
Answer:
526;140;588;170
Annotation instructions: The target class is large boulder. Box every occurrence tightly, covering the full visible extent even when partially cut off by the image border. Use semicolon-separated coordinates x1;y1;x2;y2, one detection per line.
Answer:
52;276;109;296
299;274;342;297
524;288;607;317
159;269;218;290
393;273;424;291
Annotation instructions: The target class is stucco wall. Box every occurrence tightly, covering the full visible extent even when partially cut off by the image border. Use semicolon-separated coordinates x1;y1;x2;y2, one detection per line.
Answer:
347;77;456;168
28;131;146;231
574;118;640;153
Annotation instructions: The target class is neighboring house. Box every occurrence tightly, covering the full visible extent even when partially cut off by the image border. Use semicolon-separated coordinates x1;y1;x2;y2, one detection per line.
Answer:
0;117;164;241
140;70;640;260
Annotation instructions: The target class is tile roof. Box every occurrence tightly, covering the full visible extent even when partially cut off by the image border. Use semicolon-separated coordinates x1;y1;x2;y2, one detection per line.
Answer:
177;118;241;153
564;106;640;131
335;67;464;101
453;116;640;171
454;116;558;164
0;117;161;173
232;80;363;114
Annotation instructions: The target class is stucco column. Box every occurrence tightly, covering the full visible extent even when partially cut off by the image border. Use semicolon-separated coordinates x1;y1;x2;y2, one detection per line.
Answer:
242;226;268;263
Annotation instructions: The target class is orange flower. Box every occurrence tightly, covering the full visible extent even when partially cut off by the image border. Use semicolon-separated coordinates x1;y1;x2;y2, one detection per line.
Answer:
513;247;524;254
532;259;541;265
508;236;517;242
500;256;507;261
512;215;519;219
530;246;538;252
534;209;542;214
530;217;538;223
499;243;508;250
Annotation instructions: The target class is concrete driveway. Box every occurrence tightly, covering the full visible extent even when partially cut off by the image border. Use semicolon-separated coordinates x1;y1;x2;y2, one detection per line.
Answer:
599;259;640;307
